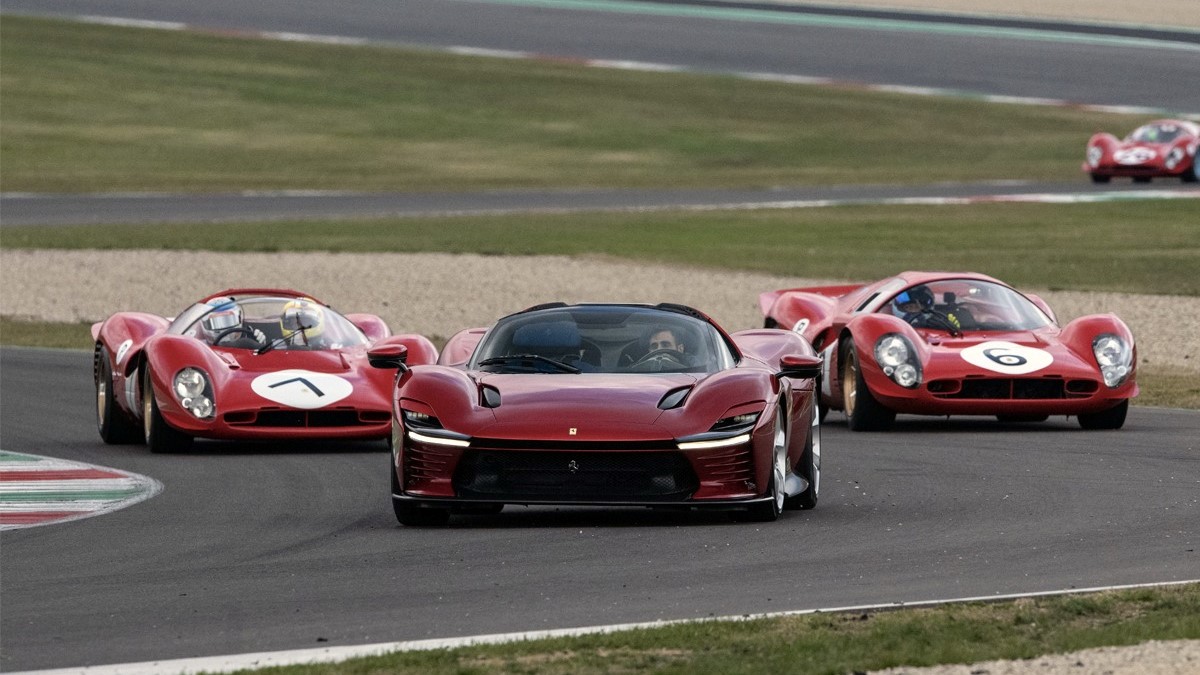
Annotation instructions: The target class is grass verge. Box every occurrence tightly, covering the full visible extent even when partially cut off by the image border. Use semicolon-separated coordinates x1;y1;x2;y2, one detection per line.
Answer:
0;15;1160;193
239;585;1199;674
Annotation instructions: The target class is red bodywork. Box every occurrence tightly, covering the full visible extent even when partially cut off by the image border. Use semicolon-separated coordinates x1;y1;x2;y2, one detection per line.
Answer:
92;288;435;447
374;303;822;523
760;272;1138;427
1082;119;1200;183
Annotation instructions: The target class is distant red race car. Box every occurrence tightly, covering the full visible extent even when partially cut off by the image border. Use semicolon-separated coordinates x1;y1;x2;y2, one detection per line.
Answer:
368;302;823;526
760;272;1137;431
1083;119;1199;183
92;288;436;452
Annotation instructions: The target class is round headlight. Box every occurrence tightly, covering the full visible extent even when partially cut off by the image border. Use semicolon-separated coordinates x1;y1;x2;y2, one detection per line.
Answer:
1087;146;1103;167
174;368;207;398
894;364;920;388
1165;148;1183;170
875;335;910;368
1093;335;1125;367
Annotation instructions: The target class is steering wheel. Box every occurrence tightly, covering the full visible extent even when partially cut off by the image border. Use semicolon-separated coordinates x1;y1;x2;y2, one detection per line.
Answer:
634;348;686;366
213;326;265;346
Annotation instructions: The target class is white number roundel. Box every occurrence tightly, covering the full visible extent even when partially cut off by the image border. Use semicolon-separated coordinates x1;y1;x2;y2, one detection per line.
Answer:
251;370;353;409
961;341;1053;375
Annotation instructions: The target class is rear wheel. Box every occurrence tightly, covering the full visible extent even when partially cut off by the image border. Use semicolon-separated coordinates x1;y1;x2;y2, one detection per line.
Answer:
96;346;141;444
142;365;192;453
841;340;895;431
1078;400;1128;430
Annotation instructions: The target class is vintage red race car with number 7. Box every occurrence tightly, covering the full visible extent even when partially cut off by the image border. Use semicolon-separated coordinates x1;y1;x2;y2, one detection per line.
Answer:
760;272;1137;431
92;288;436;452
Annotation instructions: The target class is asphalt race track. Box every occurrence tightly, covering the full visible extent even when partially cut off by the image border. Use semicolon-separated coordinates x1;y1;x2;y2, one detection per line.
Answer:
2;348;1197;671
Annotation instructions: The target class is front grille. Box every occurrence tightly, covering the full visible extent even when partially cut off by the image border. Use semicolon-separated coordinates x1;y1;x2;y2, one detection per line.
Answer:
226;409;387;427
931;378;1069;400
452;449;698;502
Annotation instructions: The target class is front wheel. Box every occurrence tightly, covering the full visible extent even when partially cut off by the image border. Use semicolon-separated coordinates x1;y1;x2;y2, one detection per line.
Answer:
96;346;141;444
1182;162;1199;183
785;401;820;510
841;339;895;431
739;408;787;522
1090;173;1111;184
142;365;193;453
1078;400;1128;430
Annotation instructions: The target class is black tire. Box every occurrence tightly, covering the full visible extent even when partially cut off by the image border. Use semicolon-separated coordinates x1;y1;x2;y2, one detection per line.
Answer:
785;401;820;510
1078;400;1128;430
96;345;141;444
390;454;451;525
1090;173;1111;184
142;365;193;453
393;501;451;526
1182;162;1199;183
841;339;895;431
996;414;1049;423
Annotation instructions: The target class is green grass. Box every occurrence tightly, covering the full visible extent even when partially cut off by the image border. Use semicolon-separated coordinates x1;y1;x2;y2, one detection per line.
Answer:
6;200;1198;295
0;14;1159;193
233;585;1200;674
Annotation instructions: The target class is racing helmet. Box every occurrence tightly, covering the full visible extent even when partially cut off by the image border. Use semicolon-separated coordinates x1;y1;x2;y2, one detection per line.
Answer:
202;299;243;333
893;285;934;314
281;298;325;339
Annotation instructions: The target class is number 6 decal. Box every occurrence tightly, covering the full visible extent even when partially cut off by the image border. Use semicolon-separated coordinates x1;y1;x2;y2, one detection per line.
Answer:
962;341;1053;375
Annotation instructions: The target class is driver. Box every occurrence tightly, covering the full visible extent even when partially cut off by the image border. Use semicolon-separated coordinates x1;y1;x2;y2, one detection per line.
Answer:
201;298;267;348
892;286;961;332
648;327;685;355
280;298;332;349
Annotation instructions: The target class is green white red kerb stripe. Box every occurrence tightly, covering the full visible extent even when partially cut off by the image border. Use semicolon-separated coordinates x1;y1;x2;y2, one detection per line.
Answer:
0;451;162;530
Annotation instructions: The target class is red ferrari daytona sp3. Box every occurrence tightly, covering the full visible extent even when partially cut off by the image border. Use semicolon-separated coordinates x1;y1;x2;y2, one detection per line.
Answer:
368;303;823;526
92;288;437;452
759;272;1137;431
1083;119;1199;183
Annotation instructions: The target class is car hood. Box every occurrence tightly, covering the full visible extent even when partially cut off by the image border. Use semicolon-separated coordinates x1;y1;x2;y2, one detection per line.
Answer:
215;347;362;373
473;373;699;438
921;330;1095;376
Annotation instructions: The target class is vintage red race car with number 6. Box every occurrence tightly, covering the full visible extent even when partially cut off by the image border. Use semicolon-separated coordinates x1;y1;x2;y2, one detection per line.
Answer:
92;288;436;452
760;272;1137;431
1083;119;1199;183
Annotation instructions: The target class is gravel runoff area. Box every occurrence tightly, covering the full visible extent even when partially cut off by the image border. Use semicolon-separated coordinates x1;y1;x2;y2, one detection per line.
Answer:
2;249;1197;374
872;639;1200;675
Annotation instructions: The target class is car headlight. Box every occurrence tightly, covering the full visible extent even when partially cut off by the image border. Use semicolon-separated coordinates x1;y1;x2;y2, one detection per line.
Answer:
1093;334;1132;388
1165;147;1184;170
173;367;215;419
1087;146;1103;167
874;334;922;388
402;408;442;429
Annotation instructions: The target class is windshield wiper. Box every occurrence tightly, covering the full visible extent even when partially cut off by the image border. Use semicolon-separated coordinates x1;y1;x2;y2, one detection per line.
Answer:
478;354;581;374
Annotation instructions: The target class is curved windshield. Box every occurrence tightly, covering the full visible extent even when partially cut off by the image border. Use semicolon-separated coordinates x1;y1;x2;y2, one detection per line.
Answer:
472;305;736;374
169;296;369;350
1128;123;1183;143
883;280;1051;332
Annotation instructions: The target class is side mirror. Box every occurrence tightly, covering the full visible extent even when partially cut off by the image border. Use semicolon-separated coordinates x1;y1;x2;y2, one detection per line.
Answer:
778;354;821;379
368;344;409;370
